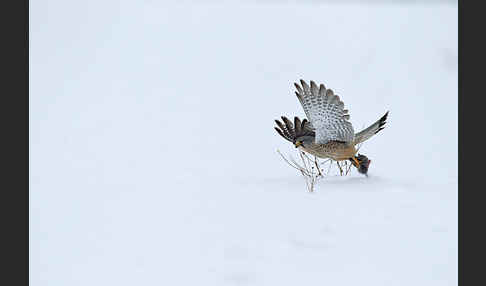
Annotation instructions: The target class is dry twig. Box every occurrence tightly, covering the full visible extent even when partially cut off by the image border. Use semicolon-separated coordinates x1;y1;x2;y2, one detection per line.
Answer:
277;149;353;192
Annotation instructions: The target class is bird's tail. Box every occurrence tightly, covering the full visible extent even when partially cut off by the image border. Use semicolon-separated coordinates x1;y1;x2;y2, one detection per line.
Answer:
353;111;389;145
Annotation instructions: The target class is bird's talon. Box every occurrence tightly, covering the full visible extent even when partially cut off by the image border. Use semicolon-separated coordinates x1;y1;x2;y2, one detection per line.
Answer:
352;157;360;168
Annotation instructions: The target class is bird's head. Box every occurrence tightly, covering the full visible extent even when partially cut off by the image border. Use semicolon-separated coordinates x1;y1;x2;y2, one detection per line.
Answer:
294;136;314;148
349;154;371;176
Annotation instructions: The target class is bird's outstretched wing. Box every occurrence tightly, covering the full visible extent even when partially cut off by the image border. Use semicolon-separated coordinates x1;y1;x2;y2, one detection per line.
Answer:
294;79;354;144
353;111;389;145
274;116;315;143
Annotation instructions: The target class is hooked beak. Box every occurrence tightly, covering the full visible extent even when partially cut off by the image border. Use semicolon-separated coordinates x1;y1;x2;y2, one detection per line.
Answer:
294;141;303;148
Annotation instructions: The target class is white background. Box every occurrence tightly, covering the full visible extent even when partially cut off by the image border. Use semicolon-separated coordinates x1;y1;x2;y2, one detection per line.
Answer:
30;1;457;285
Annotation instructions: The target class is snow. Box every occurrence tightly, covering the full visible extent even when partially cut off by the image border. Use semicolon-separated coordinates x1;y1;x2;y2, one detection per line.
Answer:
30;1;457;285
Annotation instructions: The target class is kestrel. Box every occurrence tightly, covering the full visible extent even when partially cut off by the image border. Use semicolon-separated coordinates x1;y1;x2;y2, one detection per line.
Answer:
274;79;388;175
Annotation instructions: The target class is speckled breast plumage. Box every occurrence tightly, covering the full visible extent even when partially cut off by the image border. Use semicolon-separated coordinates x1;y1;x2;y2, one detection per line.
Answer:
299;141;357;161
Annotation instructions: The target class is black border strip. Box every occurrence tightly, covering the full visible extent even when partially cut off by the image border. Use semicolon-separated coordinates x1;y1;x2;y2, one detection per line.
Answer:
1;0;28;285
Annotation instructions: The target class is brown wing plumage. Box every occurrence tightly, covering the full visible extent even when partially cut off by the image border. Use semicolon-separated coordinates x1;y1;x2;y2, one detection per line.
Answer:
274;116;315;143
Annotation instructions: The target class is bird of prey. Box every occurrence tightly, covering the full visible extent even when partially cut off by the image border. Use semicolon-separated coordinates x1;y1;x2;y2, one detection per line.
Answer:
274;79;388;176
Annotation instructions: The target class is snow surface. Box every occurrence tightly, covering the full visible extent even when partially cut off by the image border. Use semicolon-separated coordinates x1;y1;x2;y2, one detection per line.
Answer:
30;1;457;285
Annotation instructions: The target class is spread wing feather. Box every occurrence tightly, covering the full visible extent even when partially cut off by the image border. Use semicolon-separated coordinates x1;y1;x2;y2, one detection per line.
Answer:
274;116;315;143
294;80;354;144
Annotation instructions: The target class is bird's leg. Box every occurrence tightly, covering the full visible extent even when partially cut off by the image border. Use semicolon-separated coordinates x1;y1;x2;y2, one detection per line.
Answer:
314;156;322;176
337;161;343;176
351;157;360;168
345;161;352;175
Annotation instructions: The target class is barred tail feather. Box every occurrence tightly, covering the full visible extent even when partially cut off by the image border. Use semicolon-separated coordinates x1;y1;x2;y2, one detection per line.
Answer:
353;111;389;145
